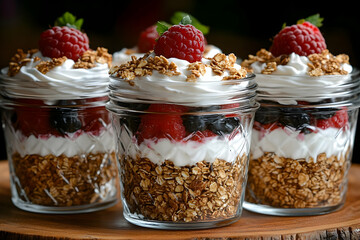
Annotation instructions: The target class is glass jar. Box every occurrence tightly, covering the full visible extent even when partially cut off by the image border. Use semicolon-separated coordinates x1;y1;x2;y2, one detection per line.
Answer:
0;96;118;213
244;70;360;216
106;74;259;229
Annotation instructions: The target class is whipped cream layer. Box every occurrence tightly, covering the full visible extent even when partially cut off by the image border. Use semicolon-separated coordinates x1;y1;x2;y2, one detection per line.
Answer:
112;45;223;66
119;129;249;167
251;127;352;162
251;53;353;105
0;51;110;101
110;54;252;107
5;128;115;157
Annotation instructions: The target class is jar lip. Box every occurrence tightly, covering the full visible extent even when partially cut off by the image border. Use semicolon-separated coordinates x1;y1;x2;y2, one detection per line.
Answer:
0;96;109;108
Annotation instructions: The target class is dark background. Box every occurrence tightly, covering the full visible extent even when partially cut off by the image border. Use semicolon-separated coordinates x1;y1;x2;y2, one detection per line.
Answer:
0;0;359;163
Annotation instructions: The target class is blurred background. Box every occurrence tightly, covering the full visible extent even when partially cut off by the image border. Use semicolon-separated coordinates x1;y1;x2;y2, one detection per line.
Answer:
0;0;359;163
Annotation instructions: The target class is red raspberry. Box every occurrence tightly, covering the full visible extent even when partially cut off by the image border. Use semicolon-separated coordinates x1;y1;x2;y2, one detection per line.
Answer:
154;24;205;63
269;21;326;57
39;26;89;61
137;25;159;53
136;104;187;143
316;107;348;130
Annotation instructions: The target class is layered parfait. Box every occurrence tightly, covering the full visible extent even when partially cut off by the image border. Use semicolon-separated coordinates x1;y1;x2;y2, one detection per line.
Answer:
0;13;117;212
241;14;358;212
108;15;258;227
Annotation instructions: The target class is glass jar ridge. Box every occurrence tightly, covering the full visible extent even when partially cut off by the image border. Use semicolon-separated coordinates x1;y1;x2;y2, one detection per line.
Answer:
244;69;360;216
106;73;259;229
1;96;118;214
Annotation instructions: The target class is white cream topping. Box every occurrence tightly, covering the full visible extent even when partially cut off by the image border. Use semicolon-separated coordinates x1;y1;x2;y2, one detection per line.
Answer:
112;45;223;66
109;53;251;106
251;127;352;162
5;128;115;157
0;51;110;100
250;52;353;105
118;129;250;166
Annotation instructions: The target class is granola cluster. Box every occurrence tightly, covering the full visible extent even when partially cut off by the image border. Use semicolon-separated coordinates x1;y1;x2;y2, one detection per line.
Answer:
7;49;38;77
12;152;118;207
6;47;112;76
109;52;248;85
73;47;112;69
246;151;349;208
109;51;180;86
120;154;247;222
241;49;350;76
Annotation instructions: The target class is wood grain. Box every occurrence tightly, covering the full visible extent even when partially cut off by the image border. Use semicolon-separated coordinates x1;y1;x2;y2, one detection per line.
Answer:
0;160;359;240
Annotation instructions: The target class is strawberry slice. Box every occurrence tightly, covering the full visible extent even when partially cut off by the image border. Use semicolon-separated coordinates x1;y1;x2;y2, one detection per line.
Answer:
136;104;187;143
13;99;58;138
316;107;348;130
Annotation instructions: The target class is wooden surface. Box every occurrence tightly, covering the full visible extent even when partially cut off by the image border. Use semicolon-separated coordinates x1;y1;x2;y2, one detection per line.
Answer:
0;160;359;240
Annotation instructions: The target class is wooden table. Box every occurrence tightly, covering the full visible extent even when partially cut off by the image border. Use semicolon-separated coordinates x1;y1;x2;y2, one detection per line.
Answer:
0;160;359;240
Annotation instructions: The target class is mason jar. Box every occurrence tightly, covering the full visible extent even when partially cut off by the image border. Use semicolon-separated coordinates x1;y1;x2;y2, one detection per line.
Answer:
106;52;259;229
0;47;118;213
244;69;360;216
0;96;118;213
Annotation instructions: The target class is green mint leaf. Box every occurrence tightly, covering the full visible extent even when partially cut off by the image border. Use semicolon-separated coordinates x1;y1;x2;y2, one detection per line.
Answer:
54;12;83;30
304;13;323;27
170;11;209;35
156;21;171;36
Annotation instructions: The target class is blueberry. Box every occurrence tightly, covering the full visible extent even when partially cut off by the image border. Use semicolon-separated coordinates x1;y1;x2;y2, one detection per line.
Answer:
121;116;141;133
208;117;240;135
50;100;82;135
279;108;310;132
182;115;208;133
254;107;280;124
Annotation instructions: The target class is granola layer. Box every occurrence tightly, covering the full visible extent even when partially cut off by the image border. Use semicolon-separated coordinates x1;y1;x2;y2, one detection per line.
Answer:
245;151;350;208
119;154;247;222
11;151;118;207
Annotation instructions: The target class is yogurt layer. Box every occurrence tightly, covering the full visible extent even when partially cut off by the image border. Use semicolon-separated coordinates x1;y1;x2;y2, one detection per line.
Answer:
119;128;250;167
5;128;115;157
0;51;110;101
251;126;353;162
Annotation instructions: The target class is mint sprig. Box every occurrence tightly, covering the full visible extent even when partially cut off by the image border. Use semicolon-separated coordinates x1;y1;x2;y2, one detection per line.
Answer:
55;12;84;30
297;13;324;27
156;21;172;36
156;12;210;36
170;11;209;35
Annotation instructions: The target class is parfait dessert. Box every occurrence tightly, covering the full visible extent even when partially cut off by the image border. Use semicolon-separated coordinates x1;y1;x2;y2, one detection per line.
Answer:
241;14;360;215
0;12;118;213
107;15;258;229
112;12;222;65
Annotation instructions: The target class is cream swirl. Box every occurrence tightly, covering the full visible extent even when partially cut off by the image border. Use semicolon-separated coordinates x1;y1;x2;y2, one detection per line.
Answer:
109;53;254;106
0;51;110;100
250;52;354;105
112;45;223;66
